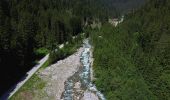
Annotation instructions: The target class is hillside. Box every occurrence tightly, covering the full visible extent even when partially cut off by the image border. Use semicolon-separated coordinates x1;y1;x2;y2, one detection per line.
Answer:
0;0;108;96
0;0;145;98
90;0;170;99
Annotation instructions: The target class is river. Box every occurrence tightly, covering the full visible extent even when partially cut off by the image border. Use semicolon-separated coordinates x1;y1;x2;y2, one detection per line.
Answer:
61;39;106;100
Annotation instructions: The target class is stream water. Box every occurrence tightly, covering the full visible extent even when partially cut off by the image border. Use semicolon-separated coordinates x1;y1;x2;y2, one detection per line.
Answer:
61;39;106;100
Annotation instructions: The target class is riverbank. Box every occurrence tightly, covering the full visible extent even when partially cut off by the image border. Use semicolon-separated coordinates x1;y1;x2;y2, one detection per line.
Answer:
10;39;106;100
7;34;84;100
10;47;82;100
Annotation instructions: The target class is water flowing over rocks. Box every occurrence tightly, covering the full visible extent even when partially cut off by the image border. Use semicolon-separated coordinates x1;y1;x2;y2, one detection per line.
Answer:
34;39;106;100
62;39;106;100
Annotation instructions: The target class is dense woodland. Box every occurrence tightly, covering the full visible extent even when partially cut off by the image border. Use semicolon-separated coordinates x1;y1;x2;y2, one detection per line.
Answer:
0;0;145;97
90;0;170;99
0;0;107;96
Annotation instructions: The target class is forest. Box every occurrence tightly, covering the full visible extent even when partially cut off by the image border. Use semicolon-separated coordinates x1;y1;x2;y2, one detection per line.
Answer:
0;0;146;97
90;0;170;99
0;0;108;96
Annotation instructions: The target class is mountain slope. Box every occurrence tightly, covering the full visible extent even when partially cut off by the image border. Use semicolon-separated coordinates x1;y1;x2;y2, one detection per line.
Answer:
0;0;146;97
90;0;170;99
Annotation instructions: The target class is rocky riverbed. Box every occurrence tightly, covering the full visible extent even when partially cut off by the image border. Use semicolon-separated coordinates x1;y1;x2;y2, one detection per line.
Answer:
38;47;83;100
61;39;106;100
33;39;105;100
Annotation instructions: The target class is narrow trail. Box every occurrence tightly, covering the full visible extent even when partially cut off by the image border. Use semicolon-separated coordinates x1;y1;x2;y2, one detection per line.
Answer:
1;54;49;100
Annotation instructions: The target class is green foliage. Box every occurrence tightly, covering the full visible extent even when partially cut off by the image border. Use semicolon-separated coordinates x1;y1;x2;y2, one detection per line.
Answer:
49;35;83;64
90;25;156;99
10;74;46;100
35;48;49;59
0;0;146;96
91;24;157;99
90;0;170;99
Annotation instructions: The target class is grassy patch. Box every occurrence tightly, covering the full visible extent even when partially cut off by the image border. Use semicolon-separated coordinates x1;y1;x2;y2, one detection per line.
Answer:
10;74;46;100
